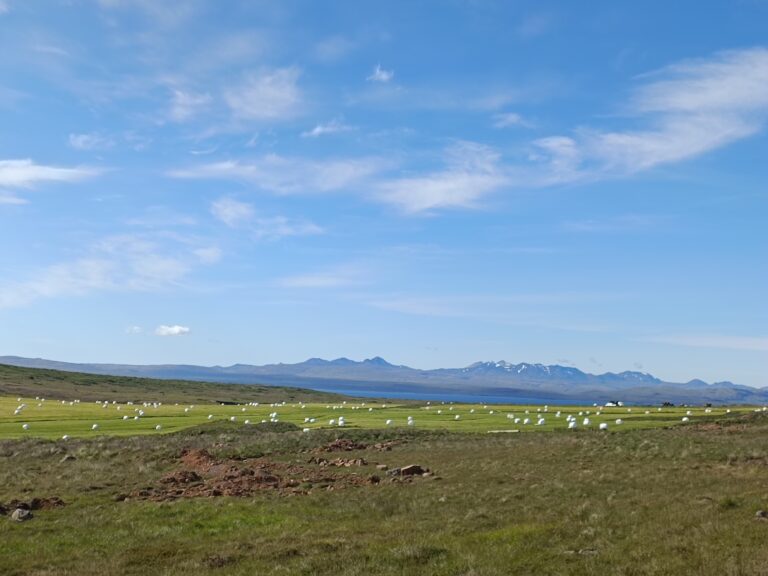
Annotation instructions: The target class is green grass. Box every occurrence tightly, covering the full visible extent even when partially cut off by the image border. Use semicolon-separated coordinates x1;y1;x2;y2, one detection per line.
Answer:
0;394;750;439
2;364;767;575
0;362;345;404
2;416;768;575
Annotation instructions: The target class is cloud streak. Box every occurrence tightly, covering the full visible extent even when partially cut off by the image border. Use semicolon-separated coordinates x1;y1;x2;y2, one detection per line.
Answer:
224;67;302;121
643;334;768;352
0;159;100;188
0;232;217;309
171;154;387;195
155;324;190;336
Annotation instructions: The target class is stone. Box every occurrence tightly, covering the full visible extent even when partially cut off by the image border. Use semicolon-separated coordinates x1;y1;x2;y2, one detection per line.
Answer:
755;510;768;520
400;464;427;476
375;464;388;471
11;508;32;522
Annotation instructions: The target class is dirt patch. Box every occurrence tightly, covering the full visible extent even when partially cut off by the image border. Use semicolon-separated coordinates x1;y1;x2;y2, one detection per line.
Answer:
313;439;403;453
129;447;427;502
0;496;66;515
308;456;368;467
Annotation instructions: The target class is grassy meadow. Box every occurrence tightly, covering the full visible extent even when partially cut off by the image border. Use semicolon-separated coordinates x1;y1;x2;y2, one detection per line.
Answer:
0;393;749;440
2;364;768;575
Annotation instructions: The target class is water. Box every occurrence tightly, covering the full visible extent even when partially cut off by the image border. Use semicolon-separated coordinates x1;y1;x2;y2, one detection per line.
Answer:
305;386;592;406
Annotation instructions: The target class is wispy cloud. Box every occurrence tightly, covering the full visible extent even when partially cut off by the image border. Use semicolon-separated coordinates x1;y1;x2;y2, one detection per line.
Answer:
68;132;114;150
0;232;217;309
301;119;354;138
171;154;387;195
367;64;394;83
377;141;507;213
643;334;768;352
492;112;531;128
563;214;668;233
314;36;354;62
251;216;323;241
168;89;212;122
210;196;323;240
533;47;768;178
33;44;70;57
277;264;368;288
224;67;302;121
516;12;558;39
210;197;255;227
125;325;142;334
155;324;190;336
366;292;621;333
0;1;9;15
0;191;27;205
0;159;100;188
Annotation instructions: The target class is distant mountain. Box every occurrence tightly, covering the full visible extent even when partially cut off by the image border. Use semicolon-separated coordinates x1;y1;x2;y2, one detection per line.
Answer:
0;355;764;405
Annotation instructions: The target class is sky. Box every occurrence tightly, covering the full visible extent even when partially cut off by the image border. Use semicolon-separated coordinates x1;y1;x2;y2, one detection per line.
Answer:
0;0;766;386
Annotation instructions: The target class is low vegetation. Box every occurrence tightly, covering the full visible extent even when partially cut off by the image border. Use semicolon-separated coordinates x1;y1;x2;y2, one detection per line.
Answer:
1;365;767;575
0;363;344;404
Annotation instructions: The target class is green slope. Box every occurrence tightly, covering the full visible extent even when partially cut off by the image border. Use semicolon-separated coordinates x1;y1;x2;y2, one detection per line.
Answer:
0;363;345;404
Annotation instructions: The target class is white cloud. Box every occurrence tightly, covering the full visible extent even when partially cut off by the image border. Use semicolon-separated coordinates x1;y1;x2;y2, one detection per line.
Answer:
314;36;354;62
125;325;143;334
252;216;323;241
210;197;255;227
68;133;114;150
169;89;212;122
277;265;367;288
516;12;558;39
0;159;99;188
193;246;222;264
33;44;70;57
532;47;768;178
301;119;354;138
492;112;530;128
367;64;394;83
0;232;216;309
563;214;666;233
224;67;302;121
0;1;9;15
644;334;768;352
155;324;190;336
377;141;508;213
171;155;387;195
210;196;322;240
0;191;27;205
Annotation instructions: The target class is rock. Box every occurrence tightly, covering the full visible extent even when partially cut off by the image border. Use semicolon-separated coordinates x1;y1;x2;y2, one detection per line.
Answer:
11;508;32;522
400;465;427;476
386;467;401;477
59;454;76;463
755;510;768;520
376;464;388;471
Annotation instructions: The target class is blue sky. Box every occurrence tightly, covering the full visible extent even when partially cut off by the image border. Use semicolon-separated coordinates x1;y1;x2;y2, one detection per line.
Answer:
0;0;766;385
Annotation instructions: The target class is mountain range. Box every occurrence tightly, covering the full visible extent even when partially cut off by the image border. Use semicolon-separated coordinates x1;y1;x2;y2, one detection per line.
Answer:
1;355;764;405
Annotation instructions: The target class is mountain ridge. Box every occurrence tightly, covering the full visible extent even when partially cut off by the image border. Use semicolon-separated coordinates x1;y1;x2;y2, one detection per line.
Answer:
0;355;763;404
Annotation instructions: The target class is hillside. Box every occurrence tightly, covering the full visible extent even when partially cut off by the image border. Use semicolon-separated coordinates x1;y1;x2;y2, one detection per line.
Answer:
1;355;765;405
0;363;346;404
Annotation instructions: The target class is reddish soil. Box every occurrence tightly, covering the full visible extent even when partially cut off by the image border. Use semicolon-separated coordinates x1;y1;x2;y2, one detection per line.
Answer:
313;439;403;453
0;496;66;515
128;448;393;501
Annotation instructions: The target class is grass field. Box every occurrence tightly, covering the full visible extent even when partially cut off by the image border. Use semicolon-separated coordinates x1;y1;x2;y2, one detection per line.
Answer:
0;394;751;439
2;364;768;575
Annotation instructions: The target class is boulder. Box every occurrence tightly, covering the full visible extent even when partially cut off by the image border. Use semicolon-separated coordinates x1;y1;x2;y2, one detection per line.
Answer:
400;464;427;476
11;508;32;522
